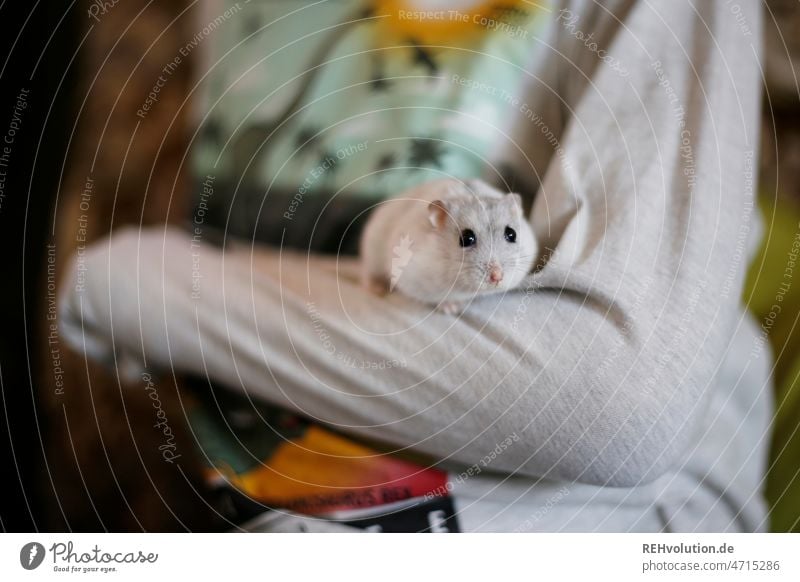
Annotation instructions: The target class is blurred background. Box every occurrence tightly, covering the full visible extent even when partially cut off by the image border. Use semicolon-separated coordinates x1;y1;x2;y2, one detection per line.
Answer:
1;0;800;532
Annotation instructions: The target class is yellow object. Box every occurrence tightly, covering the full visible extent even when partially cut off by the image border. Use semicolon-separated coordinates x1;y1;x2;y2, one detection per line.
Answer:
373;0;543;45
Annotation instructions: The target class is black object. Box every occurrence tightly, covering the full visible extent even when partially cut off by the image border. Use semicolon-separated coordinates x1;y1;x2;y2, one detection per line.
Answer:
0;2;78;531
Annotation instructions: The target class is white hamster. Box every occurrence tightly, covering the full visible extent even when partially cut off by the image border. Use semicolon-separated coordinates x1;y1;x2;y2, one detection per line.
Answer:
360;178;537;314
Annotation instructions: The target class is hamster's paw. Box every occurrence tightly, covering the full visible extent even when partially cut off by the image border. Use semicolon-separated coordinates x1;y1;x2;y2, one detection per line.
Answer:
364;275;390;297
438;301;465;315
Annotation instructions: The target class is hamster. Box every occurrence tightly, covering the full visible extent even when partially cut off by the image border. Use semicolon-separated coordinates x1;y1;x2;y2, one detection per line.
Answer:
360;178;537;314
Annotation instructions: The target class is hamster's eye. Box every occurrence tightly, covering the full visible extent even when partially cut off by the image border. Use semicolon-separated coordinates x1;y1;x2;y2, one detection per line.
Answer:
459;229;477;248
504;226;517;243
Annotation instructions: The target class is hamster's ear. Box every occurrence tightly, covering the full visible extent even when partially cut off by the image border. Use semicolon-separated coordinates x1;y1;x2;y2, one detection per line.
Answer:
428;199;449;229
505;193;523;214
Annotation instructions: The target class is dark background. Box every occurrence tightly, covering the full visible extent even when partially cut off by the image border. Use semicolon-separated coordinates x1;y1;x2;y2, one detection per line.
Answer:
0;2;78;531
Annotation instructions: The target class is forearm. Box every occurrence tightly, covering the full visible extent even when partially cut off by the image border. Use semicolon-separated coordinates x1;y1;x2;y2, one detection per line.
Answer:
61;226;662;485
56;221;707;487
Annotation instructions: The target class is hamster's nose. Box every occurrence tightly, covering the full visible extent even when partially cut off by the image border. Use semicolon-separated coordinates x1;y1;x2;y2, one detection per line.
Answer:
488;263;503;284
